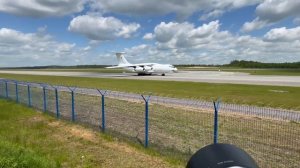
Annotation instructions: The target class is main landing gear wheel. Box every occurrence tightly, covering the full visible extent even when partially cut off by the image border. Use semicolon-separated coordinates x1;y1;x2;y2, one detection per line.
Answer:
162;73;165;76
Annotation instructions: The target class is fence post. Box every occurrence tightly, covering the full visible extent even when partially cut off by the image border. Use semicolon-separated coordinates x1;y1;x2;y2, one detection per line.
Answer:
27;84;31;107
0;80;2;97
55;88;60;119
15;81;19;103
213;99;221;144
141;95;151;148
5;81;8;98
41;85;47;112
97;89;107;132
71;90;75;121
67;87;76;122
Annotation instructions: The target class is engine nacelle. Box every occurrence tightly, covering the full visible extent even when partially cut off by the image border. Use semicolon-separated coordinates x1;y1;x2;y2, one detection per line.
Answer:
133;66;144;72
143;66;152;71
134;66;153;72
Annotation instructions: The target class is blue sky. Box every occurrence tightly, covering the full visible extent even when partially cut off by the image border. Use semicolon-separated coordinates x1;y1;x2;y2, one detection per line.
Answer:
0;0;300;67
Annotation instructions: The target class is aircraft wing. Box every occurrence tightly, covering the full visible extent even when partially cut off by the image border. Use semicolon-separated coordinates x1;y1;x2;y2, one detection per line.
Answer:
131;63;156;67
106;65;125;69
106;63;156;69
106;65;137;69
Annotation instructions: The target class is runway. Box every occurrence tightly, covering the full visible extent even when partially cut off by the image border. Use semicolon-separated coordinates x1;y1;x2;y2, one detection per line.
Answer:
0;70;300;87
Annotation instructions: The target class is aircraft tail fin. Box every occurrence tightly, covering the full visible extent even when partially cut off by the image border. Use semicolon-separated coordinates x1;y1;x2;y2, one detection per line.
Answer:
116;52;130;65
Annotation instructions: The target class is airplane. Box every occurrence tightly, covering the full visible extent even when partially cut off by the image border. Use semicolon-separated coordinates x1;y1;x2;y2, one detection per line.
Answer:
106;53;178;76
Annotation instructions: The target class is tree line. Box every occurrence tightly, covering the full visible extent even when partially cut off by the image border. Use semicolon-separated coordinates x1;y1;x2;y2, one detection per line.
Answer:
224;60;300;69
176;60;300;69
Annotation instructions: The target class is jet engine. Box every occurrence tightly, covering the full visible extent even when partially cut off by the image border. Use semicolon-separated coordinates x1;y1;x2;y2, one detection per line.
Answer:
143;66;152;71
133;66;144;72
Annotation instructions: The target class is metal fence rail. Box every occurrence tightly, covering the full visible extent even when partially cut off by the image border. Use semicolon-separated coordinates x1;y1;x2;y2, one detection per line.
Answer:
0;78;299;167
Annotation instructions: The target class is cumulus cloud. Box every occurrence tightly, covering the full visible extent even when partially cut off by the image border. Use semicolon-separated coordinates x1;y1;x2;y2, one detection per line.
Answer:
264;26;300;42
199;10;224;21
68;14;140;41
143;33;154;40
0;28;88;67
90;0;261;20
132;21;300;64
242;0;300;32
0;0;263;20
0;0;85;17
151;20;231;49
241;19;269;32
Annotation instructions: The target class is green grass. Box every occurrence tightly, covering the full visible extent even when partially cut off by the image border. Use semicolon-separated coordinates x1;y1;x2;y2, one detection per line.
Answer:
113;98;300;168
0;68;124;73
0;73;299;110
0;99;180;168
233;69;300;76
1;86;299;167
57;92;300;167
179;67;300;76
0;141;57;168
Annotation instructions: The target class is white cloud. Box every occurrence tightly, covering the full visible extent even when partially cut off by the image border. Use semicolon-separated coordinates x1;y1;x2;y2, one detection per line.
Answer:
199;10;224;21
90;0;261;20
0;0;85;17
68;14;140;41
0;28;88;67
132;21;300;64
256;0;300;22
152;20;230;49
0;0;263;21
242;0;300;32
264;26;300;42
143;33;154;40
83;46;92;51
154;22;192;43
241;18;269;32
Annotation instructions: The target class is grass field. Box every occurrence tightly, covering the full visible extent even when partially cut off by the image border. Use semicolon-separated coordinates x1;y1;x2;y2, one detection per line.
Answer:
100;97;300;168
0;99;180;168
2;87;299;167
1;68;124;73
0;73;299;110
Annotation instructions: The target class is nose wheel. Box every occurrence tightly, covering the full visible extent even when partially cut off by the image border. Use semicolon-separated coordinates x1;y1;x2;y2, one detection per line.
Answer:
161;73;165;76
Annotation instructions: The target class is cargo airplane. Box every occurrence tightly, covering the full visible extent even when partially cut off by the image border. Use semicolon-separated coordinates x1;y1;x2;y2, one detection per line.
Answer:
106;53;177;76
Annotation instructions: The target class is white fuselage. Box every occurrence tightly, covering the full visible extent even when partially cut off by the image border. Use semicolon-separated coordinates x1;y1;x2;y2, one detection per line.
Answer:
123;63;177;75
106;53;177;76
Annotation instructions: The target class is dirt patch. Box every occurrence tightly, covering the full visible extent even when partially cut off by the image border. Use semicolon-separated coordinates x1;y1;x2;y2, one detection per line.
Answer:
48;121;60;127
46;119;99;143
103;141;174;168
44;117;176;167
28;115;45;122
68;126;98;142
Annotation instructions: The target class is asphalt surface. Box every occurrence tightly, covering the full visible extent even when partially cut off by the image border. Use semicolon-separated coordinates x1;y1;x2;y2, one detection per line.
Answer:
0;70;300;87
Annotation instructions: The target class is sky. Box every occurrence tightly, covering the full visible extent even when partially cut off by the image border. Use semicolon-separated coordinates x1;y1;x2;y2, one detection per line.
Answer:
0;0;300;67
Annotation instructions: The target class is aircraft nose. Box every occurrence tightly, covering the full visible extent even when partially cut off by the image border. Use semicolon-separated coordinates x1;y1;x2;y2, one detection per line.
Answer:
173;67;178;72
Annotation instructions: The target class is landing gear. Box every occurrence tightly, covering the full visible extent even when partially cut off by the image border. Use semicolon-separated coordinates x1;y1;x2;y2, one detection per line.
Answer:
161;73;165;76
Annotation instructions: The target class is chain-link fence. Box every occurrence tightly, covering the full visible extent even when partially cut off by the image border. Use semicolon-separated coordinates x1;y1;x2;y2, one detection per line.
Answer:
0;79;299;167
218;103;300;167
